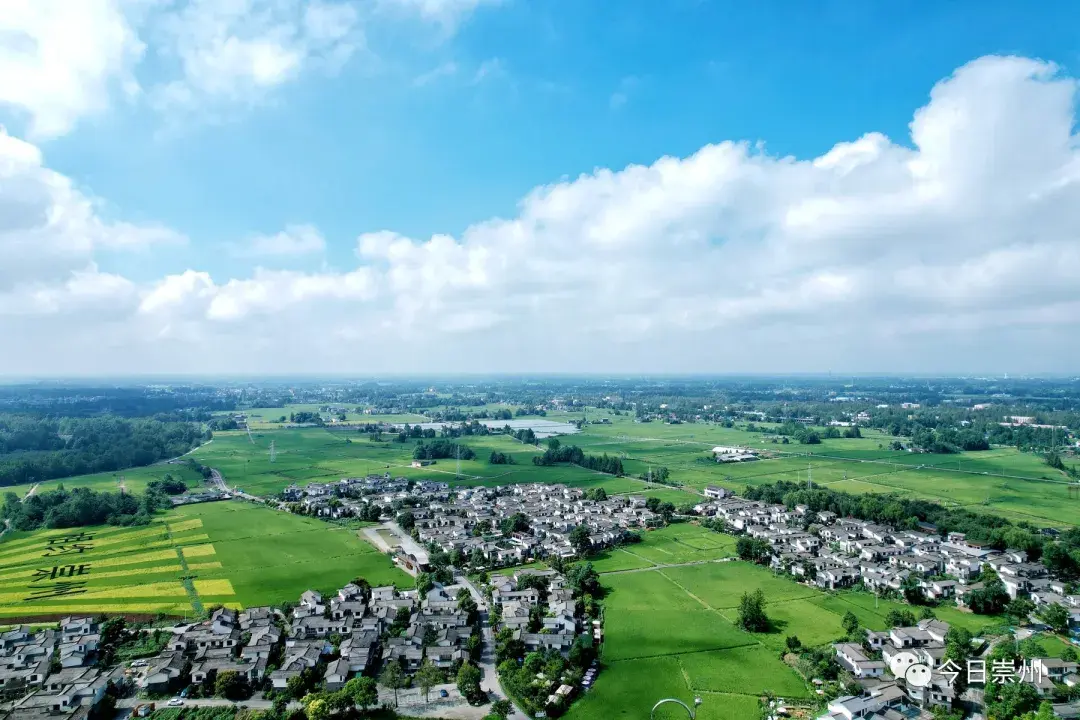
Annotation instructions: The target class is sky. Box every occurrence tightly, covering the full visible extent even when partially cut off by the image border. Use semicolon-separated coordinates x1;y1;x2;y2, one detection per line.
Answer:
1;0;1080;376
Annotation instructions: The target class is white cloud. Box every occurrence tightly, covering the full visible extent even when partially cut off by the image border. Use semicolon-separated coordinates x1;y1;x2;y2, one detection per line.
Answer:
4;55;1080;375
0;0;145;138
229;224;326;257
0;127;184;295
0;0;498;138
150;0;362;112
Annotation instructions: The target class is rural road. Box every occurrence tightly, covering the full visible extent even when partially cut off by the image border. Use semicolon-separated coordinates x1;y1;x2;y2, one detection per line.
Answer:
114;697;288;714
208;467;261;502
453;575;529;720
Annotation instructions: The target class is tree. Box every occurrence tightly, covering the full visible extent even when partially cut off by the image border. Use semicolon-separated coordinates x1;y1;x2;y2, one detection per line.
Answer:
944;627;974;693
1061;646;1078;663
569;524;592;555
735;537;773;565
380;662;407;706
885;609;916;628
1025;701;1057;720
344;676;378;710
1005;597;1036;624
901;574;924;605
397;511;416;531
785;635;802;653
457;661;483;703
305;697;330;720
985;679;1040;720
214;670;249;700
416;571;435;597
565;562;601;596
1036;603;1070;634
841;611;860;639
416;660;442;703
286;673;307;700
500;512;529;534
390;605;412;635
737;589;769;632
492;699;513;719
964;579;1010;615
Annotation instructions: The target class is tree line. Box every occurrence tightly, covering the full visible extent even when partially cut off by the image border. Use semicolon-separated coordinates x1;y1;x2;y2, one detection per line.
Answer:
531;438;624;475
0;414;206;487
412;440;476;461
1;485;170;531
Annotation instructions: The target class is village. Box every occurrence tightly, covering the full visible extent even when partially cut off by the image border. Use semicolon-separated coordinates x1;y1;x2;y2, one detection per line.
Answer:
282;474;663;567
3;472;1079;720
0;559;600;720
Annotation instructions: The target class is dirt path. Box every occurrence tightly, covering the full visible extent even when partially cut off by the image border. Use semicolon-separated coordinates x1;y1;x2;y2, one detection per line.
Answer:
599;556;737;576
21;483;40;502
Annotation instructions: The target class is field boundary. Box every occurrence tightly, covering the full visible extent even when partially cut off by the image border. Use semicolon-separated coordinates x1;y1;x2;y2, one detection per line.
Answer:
166;520;204;618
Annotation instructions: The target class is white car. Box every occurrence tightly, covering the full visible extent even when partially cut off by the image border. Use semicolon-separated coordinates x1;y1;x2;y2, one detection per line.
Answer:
168;698;184;706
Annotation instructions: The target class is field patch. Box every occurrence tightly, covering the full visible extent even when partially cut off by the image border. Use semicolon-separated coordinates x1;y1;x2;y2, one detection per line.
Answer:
663;561;819;609
166;502;413;607
565;656;761;720
680;645;809;697
628;525;737;565
601;571;756;661
0;522;229;620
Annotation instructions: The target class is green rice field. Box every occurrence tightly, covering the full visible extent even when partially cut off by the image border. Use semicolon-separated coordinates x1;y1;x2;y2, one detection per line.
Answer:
182;409;1079;526
565;555;1003;720
0;500;411;620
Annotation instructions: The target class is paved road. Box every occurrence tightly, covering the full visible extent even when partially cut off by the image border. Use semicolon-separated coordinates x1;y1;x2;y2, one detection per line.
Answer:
208;468;261;503
115;697;285;713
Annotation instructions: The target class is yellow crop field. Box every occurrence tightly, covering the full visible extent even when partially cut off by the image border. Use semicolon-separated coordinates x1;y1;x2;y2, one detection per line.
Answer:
193;579;235;595
0;522;234;620
181;544;216;558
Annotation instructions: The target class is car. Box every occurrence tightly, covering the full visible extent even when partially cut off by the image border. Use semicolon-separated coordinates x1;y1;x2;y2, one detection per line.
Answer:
167;698;184;707
439;689;449;698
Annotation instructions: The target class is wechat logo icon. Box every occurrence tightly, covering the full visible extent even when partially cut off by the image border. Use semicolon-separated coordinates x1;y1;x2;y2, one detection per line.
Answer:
889;651;932;688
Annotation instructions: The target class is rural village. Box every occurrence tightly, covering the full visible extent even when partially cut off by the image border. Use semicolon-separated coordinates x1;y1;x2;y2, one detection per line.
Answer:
3;461;1079;720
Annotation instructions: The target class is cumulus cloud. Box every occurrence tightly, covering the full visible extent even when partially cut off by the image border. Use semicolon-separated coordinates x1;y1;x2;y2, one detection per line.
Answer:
0;0;145;138
0;127;184;297
4;55;1080;375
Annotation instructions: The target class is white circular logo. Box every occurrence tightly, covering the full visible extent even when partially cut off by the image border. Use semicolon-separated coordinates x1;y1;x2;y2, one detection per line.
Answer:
905;663;932;688
889;651;918;678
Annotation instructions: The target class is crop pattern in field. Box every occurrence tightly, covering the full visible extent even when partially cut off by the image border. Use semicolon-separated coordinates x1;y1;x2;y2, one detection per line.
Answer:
0;517;233;620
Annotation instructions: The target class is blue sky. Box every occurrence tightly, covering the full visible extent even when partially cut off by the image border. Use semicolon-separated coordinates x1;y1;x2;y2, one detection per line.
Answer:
2;0;1080;375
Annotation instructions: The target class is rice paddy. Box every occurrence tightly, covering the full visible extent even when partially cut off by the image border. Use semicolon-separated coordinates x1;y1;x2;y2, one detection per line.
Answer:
0;500;412;621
